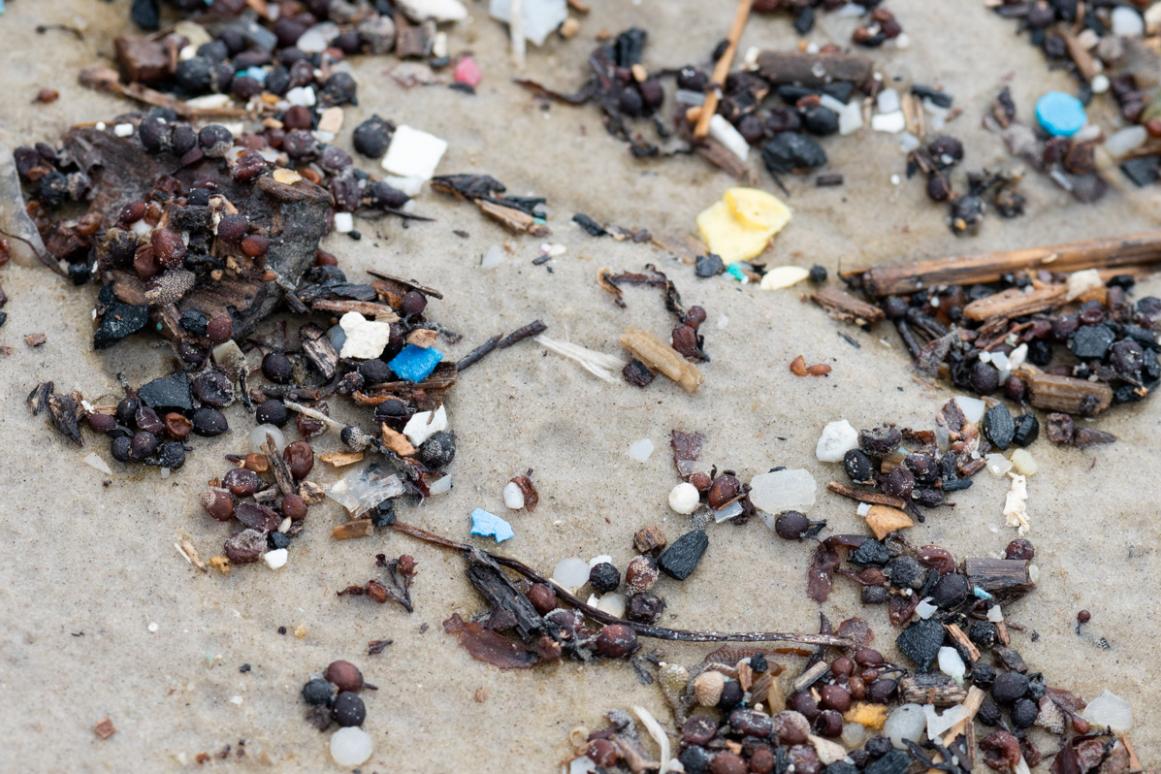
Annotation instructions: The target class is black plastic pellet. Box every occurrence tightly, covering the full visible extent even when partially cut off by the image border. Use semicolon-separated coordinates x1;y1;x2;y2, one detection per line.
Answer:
808;265;827;283
191;407;229;436
330;691;365;726
263;352;293;384
588;562;621;594
255;399;289;427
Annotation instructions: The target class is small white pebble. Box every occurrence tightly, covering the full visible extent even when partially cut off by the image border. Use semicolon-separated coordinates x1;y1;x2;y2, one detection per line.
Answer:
815;419;859;462
552;557;590;591
502;480;525;510
147;622;159;633
668;482;700;515
857;502;871;517
263;548;288;570
938;645;966;683
333;212;354;233
113;123;134;138
985;453;1013;477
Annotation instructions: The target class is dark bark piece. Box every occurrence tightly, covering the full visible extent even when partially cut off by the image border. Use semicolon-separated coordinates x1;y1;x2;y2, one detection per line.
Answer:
299;323;339;381
756;50;874;88
27;382;84;446
807;540;841;602
965;558;1034;596
898;672;967;706
464;549;545;642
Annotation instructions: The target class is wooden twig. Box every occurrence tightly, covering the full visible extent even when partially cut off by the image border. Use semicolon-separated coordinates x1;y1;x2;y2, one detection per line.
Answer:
826;481;907;510
620;327;703;393
390;521;856;649
310;299;400;320
961;284;1067;322
810;286;886;327
1015;366;1114;415
693;0;753;140
857;231;1161;297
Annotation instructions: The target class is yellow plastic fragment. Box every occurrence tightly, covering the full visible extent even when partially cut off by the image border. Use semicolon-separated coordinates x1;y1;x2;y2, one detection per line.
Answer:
724;187;792;232
696;188;791;264
844;702;887;730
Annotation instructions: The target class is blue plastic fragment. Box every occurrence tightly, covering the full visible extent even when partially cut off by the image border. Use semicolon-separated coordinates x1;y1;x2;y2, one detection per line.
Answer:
469;508;514;544
388;344;443;383
1035;91;1086;137
725;262;747;282
236;66;267;83
972;585;994;601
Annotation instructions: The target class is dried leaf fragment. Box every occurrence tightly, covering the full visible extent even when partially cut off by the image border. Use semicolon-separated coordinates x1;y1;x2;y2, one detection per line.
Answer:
320;450;366;467
93;717;116;740
333;519;375;540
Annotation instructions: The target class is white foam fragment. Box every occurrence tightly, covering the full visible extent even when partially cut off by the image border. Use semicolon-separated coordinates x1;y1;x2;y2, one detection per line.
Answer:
668;482;700;514
381;125;448;181
816;419;859;462
403;405;448;446
857;502;871;517
871;110;907;133
333;212;354;233
285;86;316;107
1067;268;1103;300
1010;448;1038;477
1003;473;1029;535
262;549;288;570
709;114;750;162
339;311;392;359
398;0;468;23
113;123;134;138
185;94;234;110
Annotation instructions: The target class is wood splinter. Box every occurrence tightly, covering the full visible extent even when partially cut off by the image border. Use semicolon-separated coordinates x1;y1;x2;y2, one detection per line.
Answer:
855;230;1161;297
692;0;753;140
620;326;703;393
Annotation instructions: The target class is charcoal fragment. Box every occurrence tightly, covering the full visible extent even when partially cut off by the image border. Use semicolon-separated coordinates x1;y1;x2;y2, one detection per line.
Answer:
849;540;890;566
137;373;193;413
1012;414;1039;447
895;618;945;670
657;530;708;580
1069;324;1115;360
983;403;1015;450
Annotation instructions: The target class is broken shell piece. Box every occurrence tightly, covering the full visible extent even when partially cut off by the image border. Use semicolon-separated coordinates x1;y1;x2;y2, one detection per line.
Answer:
953;395;986;424
1003;473;1029;535
339;311;392;359
1066;268;1103;301
816;419;859;462
693;670;725;706
402;405;448;446
760;265;811;291
864;505;913;539
84;452;113;476
808;734;847;765
381;125;448;182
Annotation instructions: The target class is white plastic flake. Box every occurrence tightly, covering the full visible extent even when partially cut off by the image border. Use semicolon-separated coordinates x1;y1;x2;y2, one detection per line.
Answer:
1081;689;1133;732
915;597;937;619
749;469;817;513
954;395;986;424
816;419;859;462
552;557;590;591
489;0;567;46
262;549;288;570
925;703;969;740
871;111;906;133
985;453;1013;477
628;438;654;462
709;114;750;162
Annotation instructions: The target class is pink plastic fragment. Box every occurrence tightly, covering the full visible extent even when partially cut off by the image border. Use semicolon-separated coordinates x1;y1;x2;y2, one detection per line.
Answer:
453;56;482;88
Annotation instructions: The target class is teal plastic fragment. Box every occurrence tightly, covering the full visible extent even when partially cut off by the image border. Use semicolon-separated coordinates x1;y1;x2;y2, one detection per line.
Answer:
726;263;746;281
388;344;443;383
972;585;994;601
469;508;514;543
1035;91;1086;137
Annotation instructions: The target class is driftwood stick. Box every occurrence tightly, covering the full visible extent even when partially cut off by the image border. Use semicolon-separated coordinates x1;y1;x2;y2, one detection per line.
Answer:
390;521;856;649
1016;366;1114;415
810;286;885;327
826;481;907;510
961;284;1067;322
693;0;753;139
857;231;1161;297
